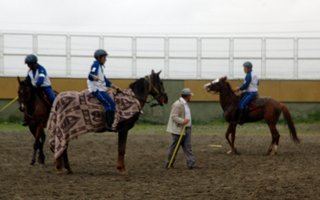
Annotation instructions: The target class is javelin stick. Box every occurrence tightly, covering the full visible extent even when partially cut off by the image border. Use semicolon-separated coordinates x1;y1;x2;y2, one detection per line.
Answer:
0;96;19;113
89;74;104;83
167;125;187;169
89;74;122;93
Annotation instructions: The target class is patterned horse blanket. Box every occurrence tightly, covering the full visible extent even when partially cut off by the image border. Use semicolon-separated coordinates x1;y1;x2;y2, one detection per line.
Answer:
48;89;141;159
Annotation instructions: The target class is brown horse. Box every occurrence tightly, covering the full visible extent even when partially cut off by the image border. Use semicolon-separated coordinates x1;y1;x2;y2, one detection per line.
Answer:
204;77;300;155
17;77;52;165
48;70;168;175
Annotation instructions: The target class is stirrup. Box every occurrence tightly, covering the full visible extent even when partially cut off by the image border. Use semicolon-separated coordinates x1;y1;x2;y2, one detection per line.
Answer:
105;125;116;132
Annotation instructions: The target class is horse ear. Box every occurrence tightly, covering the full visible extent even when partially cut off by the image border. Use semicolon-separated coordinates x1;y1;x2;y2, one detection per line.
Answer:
157;70;162;75
17;76;21;84
151;69;155;75
220;76;227;82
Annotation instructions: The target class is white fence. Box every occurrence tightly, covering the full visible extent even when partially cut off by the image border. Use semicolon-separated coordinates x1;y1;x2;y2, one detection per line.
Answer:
0;32;320;79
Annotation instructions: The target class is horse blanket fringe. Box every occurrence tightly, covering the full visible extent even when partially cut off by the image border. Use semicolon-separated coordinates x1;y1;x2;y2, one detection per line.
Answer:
48;89;141;159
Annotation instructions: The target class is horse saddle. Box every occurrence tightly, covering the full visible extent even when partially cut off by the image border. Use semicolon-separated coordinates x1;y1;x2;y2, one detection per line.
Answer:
247;96;271;111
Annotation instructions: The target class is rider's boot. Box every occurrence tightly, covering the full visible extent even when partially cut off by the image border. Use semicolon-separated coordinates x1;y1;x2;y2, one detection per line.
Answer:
238;109;247;125
105;111;116;132
22;113;30;126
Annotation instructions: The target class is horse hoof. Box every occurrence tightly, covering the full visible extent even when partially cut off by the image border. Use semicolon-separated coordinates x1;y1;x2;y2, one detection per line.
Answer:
226;149;240;155
56;169;63;175
66;169;73;175
30;160;35;165
269;152;277;156
38;159;45;165
117;167;128;176
119;170;128;176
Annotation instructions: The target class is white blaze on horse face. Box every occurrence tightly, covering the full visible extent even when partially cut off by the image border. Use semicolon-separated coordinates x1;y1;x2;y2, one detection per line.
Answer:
203;82;211;89
212;78;220;84
204;78;220;91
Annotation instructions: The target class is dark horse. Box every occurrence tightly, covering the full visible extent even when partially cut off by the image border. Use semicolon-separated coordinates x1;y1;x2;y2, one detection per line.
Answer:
49;70;168;175
17;77;52;165
204;77;300;155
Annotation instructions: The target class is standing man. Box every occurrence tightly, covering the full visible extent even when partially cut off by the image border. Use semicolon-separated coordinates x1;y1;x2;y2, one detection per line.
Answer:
165;88;196;169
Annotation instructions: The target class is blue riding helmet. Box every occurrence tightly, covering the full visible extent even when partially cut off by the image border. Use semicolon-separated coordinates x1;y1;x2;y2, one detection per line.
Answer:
94;49;108;60
243;61;253;68
25;54;38;65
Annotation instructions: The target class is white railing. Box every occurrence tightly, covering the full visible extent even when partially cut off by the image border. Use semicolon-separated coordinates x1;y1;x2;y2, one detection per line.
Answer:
0;32;320;80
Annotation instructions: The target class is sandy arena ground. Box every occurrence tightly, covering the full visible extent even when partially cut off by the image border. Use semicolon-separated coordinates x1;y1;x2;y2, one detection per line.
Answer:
0;123;319;200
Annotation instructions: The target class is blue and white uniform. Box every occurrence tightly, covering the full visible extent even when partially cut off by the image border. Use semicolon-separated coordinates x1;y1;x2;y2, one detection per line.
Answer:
26;64;56;103
87;60;115;112
239;71;259;110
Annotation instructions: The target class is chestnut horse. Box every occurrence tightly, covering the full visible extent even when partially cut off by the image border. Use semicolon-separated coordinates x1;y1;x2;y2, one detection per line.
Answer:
17;77;52;165
204;77;300;155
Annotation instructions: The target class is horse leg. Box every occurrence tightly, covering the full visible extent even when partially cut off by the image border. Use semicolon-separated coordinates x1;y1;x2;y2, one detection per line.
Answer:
267;123;280;155
226;123;239;155
28;125;37;165
38;129;46;164
55;154;64;175
33;126;45;164
31;140;38;165
266;124;275;155
117;129;128;175
62;149;73;174
230;123;239;155
225;124;232;154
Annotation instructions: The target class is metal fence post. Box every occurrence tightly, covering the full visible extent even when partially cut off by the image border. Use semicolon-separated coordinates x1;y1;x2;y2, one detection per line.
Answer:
0;33;4;75
132;37;137;78
229;38;234;78
32;33;38;55
99;35;104;49
196;37;202;79
261;37;267;78
164;37;169;78
293;38;299;79
66;35;71;76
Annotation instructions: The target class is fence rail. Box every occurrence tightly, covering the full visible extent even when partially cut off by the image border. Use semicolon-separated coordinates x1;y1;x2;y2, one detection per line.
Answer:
0;32;320;80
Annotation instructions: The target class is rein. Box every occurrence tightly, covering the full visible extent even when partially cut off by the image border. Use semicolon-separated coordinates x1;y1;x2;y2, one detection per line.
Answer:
144;75;163;107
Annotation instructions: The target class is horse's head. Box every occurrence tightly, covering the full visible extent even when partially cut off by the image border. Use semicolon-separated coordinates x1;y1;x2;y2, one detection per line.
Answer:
204;76;228;94
146;70;168;106
17;77;33;112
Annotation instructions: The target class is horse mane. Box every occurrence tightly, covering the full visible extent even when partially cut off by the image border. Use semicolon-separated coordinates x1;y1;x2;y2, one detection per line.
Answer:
129;78;148;101
20;78;51;107
129;78;146;92
223;81;236;97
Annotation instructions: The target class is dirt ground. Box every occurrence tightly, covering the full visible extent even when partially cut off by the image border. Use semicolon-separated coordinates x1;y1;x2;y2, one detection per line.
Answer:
0;123;320;200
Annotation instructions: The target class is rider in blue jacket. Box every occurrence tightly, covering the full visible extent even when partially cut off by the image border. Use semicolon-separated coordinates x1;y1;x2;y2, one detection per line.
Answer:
87;49;117;131
23;54;56;125
235;61;259;124
25;54;56;103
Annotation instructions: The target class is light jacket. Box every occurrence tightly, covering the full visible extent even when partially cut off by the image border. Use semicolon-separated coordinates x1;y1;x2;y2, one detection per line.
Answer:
240;71;259;92
87;60;112;92
166;99;186;135
26;64;51;87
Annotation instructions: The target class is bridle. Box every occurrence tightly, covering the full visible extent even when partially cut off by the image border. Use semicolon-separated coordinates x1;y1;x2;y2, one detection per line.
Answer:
18;82;34;117
144;75;166;107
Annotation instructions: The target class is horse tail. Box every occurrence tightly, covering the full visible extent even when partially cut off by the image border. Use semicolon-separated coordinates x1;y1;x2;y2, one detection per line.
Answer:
280;103;300;144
